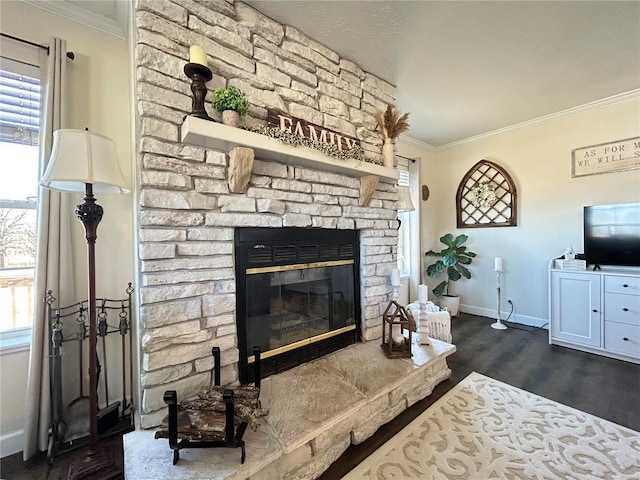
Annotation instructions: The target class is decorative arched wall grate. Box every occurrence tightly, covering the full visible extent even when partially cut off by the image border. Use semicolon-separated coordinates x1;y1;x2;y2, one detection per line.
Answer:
456;160;517;228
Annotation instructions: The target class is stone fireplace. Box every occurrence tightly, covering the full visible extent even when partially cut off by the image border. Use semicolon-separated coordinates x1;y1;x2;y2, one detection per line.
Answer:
235;227;361;383
134;0;400;429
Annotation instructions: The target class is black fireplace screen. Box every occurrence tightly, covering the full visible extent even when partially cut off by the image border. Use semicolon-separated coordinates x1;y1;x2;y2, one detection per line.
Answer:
246;261;355;355
235;228;360;383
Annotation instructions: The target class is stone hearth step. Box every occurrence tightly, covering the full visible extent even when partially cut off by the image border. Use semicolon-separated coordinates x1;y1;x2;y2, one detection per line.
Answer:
124;339;455;480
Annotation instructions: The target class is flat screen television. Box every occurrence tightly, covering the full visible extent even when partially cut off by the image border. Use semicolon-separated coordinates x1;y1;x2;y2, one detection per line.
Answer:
584;202;640;268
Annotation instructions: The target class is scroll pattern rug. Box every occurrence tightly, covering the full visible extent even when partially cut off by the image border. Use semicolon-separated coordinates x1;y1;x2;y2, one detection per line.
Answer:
343;372;640;480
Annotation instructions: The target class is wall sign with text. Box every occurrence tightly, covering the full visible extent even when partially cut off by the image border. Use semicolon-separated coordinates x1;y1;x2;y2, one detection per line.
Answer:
572;137;640;178
267;110;360;152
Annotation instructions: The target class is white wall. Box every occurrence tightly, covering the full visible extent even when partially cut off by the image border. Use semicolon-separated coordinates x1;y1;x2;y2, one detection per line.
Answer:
424;97;640;324
0;349;29;456
0;2;134;457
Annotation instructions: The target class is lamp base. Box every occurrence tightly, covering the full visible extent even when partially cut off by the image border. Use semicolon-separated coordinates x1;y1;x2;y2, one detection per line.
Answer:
491;320;508;330
67;446;122;480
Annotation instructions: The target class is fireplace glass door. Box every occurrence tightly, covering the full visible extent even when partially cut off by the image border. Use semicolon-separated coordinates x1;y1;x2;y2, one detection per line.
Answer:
235;227;361;382
245;260;355;362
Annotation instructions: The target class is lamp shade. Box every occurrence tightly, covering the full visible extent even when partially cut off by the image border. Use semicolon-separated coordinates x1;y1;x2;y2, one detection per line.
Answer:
40;129;129;194
397;186;415;212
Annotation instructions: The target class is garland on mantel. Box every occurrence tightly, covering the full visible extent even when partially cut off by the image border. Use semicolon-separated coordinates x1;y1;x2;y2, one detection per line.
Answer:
247;125;369;163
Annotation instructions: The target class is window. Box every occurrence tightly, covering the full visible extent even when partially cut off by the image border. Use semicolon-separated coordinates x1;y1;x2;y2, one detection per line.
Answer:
0;56;41;343
397;161;411;276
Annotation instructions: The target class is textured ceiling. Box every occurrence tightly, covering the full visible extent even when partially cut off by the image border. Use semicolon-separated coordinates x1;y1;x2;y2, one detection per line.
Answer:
36;0;640;147
246;1;640;147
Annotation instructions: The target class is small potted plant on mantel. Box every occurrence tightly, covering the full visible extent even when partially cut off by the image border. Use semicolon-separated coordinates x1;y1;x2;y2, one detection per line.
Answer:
425;233;476;317
211;85;249;127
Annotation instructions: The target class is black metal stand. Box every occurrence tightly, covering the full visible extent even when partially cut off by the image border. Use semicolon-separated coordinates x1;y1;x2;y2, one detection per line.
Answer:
46;286;134;463
162;346;262;465
184;62;213;121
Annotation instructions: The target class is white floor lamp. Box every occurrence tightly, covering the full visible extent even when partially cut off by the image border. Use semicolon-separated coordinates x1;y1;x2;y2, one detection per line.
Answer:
491;257;507;330
40;129;128;479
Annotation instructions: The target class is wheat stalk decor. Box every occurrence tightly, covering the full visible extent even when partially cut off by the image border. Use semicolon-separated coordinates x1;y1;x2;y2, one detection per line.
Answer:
374;105;410;141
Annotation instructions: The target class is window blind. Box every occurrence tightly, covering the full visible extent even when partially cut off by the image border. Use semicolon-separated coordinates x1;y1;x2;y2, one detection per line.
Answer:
397;157;410;187
0;67;40;146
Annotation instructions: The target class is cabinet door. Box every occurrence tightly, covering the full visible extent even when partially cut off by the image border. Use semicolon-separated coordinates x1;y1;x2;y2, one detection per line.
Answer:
551;272;601;347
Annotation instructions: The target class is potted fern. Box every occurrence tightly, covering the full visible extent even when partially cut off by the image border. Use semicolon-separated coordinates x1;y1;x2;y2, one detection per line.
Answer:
425;233;476;317
212;85;249;127
374;105;410;168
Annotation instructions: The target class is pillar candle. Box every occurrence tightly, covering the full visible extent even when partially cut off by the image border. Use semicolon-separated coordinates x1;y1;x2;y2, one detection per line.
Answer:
494;257;503;271
418;284;428;304
189;45;207;66
390;268;400;287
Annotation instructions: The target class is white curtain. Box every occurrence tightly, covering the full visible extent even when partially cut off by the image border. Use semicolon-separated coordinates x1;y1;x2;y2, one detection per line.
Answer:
23;37;76;461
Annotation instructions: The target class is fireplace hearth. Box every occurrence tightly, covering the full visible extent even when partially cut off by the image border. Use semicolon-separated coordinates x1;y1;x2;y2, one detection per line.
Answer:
235;228;361;383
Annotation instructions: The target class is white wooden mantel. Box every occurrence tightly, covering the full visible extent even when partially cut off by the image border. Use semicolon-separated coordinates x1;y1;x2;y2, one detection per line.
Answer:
181;116;400;184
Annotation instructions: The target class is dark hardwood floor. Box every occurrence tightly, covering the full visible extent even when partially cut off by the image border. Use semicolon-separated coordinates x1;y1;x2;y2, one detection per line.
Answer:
2;313;638;480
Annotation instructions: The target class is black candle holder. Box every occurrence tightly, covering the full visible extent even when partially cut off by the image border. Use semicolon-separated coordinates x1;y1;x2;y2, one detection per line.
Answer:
184;62;214;121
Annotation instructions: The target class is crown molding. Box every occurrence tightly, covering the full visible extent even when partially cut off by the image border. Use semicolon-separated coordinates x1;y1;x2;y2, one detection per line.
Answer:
438;89;640;150
398;133;436;152
19;0;129;40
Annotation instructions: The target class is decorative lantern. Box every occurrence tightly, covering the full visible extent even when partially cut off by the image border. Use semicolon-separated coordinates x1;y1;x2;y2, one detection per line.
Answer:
381;301;416;358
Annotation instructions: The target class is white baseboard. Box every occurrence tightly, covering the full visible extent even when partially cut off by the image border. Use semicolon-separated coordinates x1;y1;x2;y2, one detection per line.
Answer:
460;304;549;329
0;429;23;458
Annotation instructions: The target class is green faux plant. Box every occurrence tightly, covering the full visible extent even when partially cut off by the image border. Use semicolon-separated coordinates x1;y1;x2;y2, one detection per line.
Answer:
211;86;249;116
425;233;476;297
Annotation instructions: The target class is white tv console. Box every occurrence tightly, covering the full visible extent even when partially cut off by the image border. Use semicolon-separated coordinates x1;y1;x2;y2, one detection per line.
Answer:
548;261;640;364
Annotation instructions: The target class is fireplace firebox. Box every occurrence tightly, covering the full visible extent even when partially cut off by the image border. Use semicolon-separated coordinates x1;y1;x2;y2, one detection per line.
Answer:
235;228;361;383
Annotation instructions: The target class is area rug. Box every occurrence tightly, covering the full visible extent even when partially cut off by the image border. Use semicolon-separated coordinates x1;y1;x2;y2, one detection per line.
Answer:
343;372;640;479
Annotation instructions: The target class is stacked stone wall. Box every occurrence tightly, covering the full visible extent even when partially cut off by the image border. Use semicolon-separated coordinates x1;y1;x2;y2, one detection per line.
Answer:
135;0;400;428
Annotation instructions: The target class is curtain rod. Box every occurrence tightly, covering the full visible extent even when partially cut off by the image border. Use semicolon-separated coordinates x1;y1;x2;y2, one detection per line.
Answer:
1;33;75;60
396;154;416;163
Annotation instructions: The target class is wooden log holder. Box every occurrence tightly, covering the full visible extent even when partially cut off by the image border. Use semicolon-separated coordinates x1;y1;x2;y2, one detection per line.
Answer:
155;346;266;465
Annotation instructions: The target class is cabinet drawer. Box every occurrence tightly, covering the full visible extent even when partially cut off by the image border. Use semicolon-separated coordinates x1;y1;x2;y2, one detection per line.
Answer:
604;293;640;325
604;322;640;358
604;275;640;295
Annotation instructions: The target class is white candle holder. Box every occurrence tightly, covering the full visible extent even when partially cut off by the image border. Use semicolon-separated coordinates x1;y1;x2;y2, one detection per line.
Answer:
491;269;507;330
391;285;399;302
418;301;430;345
390;283;400;337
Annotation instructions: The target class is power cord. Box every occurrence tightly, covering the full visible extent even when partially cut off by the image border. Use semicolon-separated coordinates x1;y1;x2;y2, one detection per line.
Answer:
501;300;549;332
504;299;514;322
